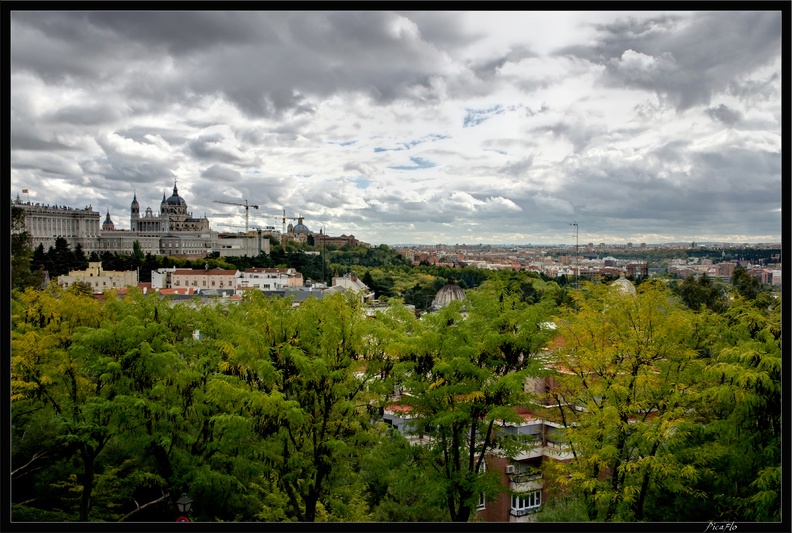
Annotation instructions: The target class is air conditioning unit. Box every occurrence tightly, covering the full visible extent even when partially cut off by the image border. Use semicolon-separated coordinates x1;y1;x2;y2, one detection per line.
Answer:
505;465;515;474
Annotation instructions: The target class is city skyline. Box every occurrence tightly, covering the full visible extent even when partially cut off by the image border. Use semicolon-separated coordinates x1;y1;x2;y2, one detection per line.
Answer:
9;9;784;246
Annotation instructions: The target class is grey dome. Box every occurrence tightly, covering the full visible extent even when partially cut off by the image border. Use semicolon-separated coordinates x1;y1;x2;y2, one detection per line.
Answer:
292;216;310;233
165;184;187;206
431;283;466;310
102;210;115;230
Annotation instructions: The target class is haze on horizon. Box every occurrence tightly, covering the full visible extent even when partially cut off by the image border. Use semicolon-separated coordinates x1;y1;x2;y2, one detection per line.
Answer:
9;10;784;246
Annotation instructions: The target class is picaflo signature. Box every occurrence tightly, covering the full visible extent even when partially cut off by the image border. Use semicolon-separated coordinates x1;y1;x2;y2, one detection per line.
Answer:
704;522;737;532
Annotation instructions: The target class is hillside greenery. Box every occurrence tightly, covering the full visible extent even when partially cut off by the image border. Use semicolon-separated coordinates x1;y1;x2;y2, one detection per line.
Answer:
11;268;781;523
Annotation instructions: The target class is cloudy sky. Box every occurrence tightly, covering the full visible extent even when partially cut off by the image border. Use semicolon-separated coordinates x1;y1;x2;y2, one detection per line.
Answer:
9;10;783;245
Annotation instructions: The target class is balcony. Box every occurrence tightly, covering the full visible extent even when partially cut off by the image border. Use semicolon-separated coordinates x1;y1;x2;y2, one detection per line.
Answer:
508;473;542;493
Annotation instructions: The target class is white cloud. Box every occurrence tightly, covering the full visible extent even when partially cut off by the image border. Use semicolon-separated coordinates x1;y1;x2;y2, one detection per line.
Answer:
9;10;782;244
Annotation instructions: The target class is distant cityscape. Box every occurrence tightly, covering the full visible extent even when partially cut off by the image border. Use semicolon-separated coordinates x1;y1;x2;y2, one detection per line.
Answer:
12;182;782;293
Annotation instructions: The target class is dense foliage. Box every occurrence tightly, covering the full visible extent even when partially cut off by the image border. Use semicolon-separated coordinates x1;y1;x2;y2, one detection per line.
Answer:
9;225;782;524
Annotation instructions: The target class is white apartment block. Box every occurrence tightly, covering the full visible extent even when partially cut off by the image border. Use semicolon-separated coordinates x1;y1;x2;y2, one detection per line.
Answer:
237;268;303;290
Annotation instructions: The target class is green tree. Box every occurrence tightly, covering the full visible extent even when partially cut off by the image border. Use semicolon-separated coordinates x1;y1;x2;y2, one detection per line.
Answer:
698;295;781;521
48;237;77;277
394;283;553;522
672;273;728;312
730;266;763;300
545;281;710;521
73;243;89;271
11;206;38;290
207;291;384;521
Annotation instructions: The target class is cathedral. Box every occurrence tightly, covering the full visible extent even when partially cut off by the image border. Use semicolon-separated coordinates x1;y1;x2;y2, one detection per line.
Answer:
131;183;210;234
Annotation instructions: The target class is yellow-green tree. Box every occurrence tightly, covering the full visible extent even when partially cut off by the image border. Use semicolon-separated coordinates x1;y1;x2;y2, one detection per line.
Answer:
545;281;710;521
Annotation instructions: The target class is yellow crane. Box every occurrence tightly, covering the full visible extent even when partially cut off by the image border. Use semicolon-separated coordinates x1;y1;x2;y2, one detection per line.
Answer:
213;199;259;233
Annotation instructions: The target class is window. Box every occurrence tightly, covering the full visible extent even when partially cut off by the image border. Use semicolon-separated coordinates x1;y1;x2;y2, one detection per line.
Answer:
511;491;541;515
477;492;486;510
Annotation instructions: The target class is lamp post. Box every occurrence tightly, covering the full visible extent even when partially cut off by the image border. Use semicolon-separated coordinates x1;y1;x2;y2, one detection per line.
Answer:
175;493;192;522
570;222;579;290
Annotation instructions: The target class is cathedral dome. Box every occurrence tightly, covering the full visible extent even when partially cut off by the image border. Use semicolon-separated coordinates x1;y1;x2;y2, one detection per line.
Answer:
431;282;466;310
165;184;187;206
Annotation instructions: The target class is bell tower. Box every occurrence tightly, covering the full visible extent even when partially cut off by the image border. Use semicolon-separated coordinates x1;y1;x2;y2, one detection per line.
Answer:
131;191;140;231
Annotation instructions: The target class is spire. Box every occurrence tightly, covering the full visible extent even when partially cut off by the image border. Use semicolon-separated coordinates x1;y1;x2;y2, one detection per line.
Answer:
173;179;178;196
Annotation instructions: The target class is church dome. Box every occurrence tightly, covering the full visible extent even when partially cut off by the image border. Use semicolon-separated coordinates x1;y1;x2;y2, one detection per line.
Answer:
431;282;466;310
102;210;115;231
165;184;187;206
610;275;637;295
292;216;310;233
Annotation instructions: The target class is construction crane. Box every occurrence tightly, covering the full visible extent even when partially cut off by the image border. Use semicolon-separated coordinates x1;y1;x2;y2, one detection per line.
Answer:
260;208;300;250
213;199;259;233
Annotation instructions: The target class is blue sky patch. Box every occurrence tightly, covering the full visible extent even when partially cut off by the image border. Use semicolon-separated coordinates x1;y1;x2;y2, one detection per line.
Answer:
463;105;504;128
388;157;437;171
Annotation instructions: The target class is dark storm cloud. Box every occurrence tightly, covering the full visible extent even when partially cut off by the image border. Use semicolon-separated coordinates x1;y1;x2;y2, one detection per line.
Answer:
187;134;243;164
177;11;457;117
532;120;606;153
560;12;781;110
395;11;473;48
46;104;123;126
201;165;242;182
728;72;780;103
80;12;267;55
470;46;537;80
705;104;742;127
499;156;535;177
12;11;459;119
559;141;781;239
9;11;781;243
12;153;81;178
80;157;176;186
11;132;76;152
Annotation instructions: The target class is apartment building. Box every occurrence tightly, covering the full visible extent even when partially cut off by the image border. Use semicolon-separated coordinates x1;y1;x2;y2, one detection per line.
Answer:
171;268;239;290
237;267;303;290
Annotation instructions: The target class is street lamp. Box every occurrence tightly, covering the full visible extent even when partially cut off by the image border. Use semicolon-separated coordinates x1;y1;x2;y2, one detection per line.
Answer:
176;493;192;522
570;222;579;290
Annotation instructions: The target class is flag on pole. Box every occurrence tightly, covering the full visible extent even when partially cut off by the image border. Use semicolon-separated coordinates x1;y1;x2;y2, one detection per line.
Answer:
22;189;28;193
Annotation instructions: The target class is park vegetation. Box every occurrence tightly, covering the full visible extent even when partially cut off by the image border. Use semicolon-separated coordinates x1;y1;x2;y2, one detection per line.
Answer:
10;213;782;522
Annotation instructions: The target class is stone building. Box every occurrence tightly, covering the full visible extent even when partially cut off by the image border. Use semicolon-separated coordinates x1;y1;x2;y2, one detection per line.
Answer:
57;262;138;293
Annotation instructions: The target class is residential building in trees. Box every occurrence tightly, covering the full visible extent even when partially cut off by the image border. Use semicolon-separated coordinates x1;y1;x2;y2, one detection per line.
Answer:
172;268;239;290
57;261;138;293
237;268;304;290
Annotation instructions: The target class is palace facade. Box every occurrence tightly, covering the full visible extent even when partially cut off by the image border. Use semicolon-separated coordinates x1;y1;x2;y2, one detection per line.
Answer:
12;182;268;258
